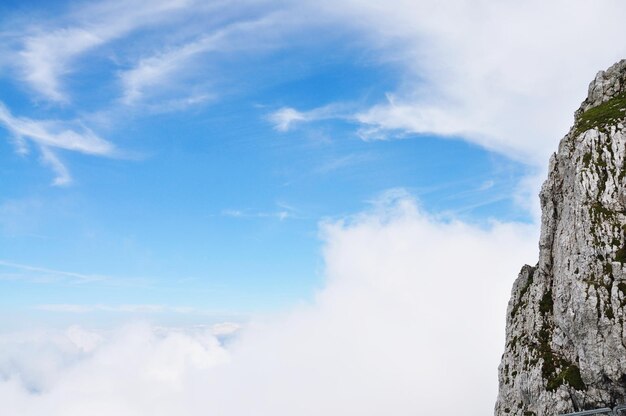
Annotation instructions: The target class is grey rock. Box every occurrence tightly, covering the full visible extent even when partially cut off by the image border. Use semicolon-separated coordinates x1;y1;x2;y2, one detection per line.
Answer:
496;60;626;416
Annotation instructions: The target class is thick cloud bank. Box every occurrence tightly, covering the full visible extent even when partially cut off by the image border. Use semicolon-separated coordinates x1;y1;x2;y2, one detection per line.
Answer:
0;195;537;415
289;0;626;166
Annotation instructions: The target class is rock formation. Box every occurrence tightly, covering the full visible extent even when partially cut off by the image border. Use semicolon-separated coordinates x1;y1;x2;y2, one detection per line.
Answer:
496;60;626;415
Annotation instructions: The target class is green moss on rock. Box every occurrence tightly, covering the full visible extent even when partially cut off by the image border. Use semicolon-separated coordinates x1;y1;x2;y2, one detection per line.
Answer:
539;289;554;315
616;246;626;263
511;273;534;318
575;93;626;135
546;364;586;391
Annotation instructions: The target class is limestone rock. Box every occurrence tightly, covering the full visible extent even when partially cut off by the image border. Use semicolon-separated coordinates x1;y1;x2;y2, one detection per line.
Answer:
496;60;626;416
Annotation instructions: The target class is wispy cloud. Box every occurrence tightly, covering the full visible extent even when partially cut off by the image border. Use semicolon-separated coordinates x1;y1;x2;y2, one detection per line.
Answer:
119;35;219;105
220;201;305;221
0;102;114;185
0;103;113;155
218;201;303;221
268;103;351;132
0;1;300;184
268;95;468;143
35;304;195;314
39;147;72;186
143;93;215;114
118;14;284;106
7;0;626;171
0;260;108;284
268;107;309;131
314;153;374;174
353;95;463;141
19;28;104;103
15;0;194;102
477;180;495;191
221;209;293;221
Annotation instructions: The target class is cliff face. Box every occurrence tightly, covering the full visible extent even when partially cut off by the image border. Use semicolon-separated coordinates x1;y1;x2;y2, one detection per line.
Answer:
496;60;626;416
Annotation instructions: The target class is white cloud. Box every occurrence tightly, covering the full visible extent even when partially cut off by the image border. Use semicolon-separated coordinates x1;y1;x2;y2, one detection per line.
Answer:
268;104;351;132
142;93;215;114
39;147;72;186
118;14;285;106
268;107;309;131
0;324;228;404
0;102;114;184
210;322;242;337
14;0;194;102
119;35;217;105
0;194;538;415
0;103;113;155
19;28;104;103
275;0;626;166
220;206;298;221
4;0;291;107
6;0;626;168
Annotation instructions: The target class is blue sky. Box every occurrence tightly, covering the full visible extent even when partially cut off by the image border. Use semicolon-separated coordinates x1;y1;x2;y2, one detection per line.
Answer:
1;0;625;331
0;0;512;328
5;2;626;415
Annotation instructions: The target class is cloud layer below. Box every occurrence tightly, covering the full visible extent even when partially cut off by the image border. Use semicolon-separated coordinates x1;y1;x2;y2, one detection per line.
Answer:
0;194;538;415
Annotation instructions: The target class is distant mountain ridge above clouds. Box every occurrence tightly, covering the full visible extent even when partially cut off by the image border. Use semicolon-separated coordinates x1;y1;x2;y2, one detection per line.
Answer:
496;60;626;415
